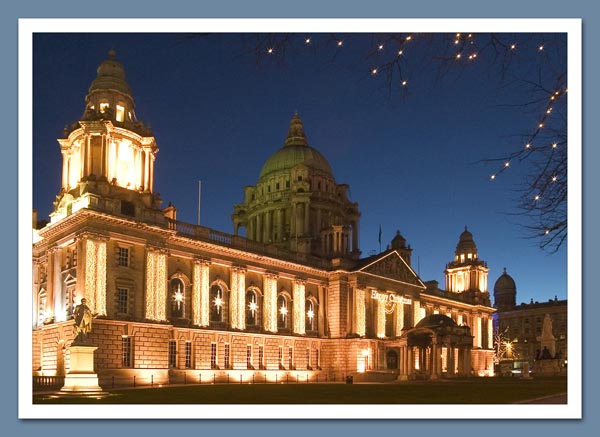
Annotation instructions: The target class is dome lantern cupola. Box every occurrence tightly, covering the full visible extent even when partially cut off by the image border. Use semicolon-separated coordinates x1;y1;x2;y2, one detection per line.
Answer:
444;226;489;296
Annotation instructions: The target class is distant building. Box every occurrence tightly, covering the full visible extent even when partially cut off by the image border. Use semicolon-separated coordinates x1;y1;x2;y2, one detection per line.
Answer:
32;51;497;389
493;269;567;372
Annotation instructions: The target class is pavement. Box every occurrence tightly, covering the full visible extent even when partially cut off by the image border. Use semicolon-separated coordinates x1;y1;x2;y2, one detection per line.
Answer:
516;393;568;404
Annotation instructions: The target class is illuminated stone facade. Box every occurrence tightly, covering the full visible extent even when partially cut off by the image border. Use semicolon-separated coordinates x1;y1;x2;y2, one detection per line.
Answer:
32;52;496;388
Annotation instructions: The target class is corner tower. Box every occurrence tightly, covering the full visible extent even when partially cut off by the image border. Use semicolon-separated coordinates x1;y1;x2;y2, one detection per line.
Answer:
493;268;517;311
445;227;489;296
51;50;164;224
232;114;360;259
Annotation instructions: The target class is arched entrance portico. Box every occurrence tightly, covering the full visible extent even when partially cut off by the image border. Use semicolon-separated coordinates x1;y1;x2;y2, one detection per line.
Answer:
397;314;473;380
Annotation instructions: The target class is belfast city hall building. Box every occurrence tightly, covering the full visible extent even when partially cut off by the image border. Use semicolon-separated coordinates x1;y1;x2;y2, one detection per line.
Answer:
32;51;496;387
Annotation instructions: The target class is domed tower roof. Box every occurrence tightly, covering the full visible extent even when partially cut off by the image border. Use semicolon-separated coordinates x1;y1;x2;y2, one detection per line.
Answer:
259;114;333;179
415;314;458;329
455;226;477;256
493;268;517;311
88;49;132;97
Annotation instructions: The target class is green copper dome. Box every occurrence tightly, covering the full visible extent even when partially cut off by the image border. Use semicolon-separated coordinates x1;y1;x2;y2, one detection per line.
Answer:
259;114;333;179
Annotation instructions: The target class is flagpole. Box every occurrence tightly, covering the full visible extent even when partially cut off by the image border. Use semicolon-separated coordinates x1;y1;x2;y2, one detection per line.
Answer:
197;180;201;226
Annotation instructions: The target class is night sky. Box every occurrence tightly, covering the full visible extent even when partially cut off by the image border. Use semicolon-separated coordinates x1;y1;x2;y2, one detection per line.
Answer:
32;32;568;304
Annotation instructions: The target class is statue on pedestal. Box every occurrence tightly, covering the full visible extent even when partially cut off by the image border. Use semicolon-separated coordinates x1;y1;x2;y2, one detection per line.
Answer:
73;298;93;345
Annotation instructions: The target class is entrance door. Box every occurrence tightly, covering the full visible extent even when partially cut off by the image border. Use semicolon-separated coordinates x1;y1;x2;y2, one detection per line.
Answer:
386;349;399;369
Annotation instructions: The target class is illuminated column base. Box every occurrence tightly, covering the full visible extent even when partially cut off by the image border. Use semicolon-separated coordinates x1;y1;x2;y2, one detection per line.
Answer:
58;346;107;397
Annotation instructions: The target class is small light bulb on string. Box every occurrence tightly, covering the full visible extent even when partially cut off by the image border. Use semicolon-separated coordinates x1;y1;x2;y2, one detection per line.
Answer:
468;33;473;38
378;44;384;51
525;143;531;149
305;37;311;44
401;80;408;86
534;195;540;201
545;229;550;235
456;33;461;37
456;53;462;59
398;50;403;56
552;175;558;182
510;44;516;50
267;47;274;55
455;39;460;45
406;35;412;41
538;45;545;51
551;143;558;149
546;108;553;114
490;174;496;180
504;161;510;168
371;68;378;75
538;123;544;129
337;40;343;47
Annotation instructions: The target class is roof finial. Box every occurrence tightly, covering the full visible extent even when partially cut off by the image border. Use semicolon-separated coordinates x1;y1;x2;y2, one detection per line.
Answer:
285;113;308;147
503;267;507;274
108;48;116;59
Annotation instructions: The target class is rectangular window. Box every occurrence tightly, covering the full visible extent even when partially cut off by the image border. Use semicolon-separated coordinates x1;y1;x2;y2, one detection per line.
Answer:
185;342;192;369
288;346;294;370
116;104;125;122
99;102;109;112
72;248;77;267
169;340;177;368
258;345;264;369
224;344;230;369
210;343;217;369
278;346;284;369
306;348;311;370
315;349;320;369
246;345;253;369
122;336;132;368
117;287;129;314
117;247;129;267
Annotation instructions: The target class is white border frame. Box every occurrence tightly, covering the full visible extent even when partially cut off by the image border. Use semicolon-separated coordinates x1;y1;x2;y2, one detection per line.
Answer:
18;18;582;419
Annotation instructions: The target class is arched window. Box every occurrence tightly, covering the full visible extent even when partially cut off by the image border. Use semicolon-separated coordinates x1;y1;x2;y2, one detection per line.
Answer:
169;278;185;319
277;294;289;330
305;299;317;332
210;285;224;323
246;289;260;327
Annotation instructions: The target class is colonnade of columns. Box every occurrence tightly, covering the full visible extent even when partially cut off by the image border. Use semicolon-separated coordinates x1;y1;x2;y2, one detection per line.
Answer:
397;341;471;380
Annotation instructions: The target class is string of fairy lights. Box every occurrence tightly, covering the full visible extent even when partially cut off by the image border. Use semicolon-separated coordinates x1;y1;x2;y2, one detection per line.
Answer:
259;32;567;246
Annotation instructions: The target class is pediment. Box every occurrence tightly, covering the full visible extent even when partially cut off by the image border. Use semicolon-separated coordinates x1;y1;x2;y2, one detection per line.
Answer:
357;251;425;288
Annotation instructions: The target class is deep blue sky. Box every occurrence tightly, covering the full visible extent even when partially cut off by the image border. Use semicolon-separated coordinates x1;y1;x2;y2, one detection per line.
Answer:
32;32;568;304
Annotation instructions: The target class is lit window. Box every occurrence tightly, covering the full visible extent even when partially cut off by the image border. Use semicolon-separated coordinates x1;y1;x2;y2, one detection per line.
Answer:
246;345;253;369
246;290;259;326
258;345;264;369
210;285;224;322
305;299;316;332
116;105;125;122
122;336;132;368
185;342;192;368
169;340;177;368
170;278;185;319
224;343;230;369
99;102;109;113
277;295;289;330
278;346;284;369
288;346;294;370
117;287;129;314
210;343;217;369
117;247;129;267
306;348;312;370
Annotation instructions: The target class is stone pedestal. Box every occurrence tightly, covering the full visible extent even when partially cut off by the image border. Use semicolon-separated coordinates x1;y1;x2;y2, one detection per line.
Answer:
58;345;107;397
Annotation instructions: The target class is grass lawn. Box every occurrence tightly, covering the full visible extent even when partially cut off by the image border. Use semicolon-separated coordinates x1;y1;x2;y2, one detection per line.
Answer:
33;377;567;404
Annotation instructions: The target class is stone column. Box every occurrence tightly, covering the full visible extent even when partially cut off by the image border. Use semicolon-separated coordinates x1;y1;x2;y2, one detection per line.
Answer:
407;346;413;377
263;274;278;333
448;346;455;376
230;268;246;330
192;259;210;327
292;280;306;335
475;315;482;348
144;246;168;321
256;214;262;243
354;288;366;337
265;210;272;243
